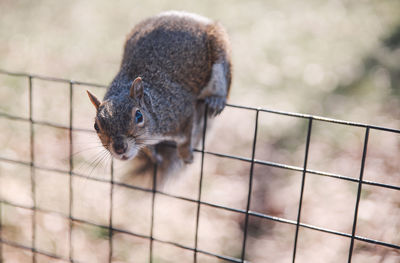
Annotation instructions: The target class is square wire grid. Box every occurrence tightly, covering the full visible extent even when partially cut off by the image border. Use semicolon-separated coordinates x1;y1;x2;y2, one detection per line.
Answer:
0;69;399;263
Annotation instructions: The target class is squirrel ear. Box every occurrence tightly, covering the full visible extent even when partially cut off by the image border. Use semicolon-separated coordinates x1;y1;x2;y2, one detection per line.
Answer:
86;90;101;110
130;77;143;100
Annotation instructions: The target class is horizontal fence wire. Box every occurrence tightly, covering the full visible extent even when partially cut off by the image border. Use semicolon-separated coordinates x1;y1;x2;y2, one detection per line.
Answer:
0;69;400;263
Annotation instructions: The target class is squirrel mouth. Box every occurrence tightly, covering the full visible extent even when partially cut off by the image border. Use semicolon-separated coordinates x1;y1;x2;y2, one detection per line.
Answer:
113;153;133;161
111;147;138;161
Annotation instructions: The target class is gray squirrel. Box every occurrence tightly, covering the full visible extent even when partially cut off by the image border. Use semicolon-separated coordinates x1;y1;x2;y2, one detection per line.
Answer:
87;11;231;165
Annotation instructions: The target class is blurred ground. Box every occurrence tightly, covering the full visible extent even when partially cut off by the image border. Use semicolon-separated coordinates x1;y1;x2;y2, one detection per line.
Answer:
0;0;400;262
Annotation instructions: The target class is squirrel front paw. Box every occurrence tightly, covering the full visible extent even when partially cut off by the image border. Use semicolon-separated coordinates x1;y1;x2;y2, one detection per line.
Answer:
178;145;194;164
183;153;194;164
152;152;163;164
205;96;226;116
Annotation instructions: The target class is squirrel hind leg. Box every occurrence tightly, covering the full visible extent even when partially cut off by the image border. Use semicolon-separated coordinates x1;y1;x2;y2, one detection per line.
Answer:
178;143;194;164
199;63;228;116
177;117;194;164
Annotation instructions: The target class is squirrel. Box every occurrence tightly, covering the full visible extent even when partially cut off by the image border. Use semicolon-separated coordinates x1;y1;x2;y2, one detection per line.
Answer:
87;11;232;165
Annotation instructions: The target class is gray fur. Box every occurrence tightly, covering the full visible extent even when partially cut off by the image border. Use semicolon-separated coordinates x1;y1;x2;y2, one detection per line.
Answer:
91;11;232;163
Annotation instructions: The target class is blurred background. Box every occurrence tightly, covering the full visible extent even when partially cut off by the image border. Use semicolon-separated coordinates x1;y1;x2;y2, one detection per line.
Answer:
0;0;399;262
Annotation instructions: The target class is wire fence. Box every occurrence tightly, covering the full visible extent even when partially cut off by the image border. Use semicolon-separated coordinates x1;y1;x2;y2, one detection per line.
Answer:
0;68;399;263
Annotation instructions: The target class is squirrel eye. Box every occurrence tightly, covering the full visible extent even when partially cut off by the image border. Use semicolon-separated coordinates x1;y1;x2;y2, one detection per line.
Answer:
94;122;100;132
135;110;143;124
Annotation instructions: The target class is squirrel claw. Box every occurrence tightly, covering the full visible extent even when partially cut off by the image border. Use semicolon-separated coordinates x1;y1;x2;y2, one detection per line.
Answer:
178;145;194;164
205;96;226;116
183;153;194;164
153;153;163;164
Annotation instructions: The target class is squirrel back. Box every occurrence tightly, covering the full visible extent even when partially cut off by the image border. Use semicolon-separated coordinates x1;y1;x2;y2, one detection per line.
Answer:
107;11;231;99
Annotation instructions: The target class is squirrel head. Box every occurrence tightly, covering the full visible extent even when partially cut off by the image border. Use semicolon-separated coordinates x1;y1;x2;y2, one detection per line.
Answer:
87;77;152;161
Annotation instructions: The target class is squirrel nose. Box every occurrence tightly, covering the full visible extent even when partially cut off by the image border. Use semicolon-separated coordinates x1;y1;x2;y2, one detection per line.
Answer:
113;141;127;154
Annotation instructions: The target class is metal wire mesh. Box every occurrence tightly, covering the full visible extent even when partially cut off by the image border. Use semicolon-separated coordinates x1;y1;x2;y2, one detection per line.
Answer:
0;68;399;263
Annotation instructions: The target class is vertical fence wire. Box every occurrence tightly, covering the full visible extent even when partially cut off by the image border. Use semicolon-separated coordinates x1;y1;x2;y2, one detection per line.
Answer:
348;127;370;263
240;109;259;262
109;159;114;263
29;76;37;262
149;164;158;262
292;117;313;263
193;104;209;262
68;81;74;262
